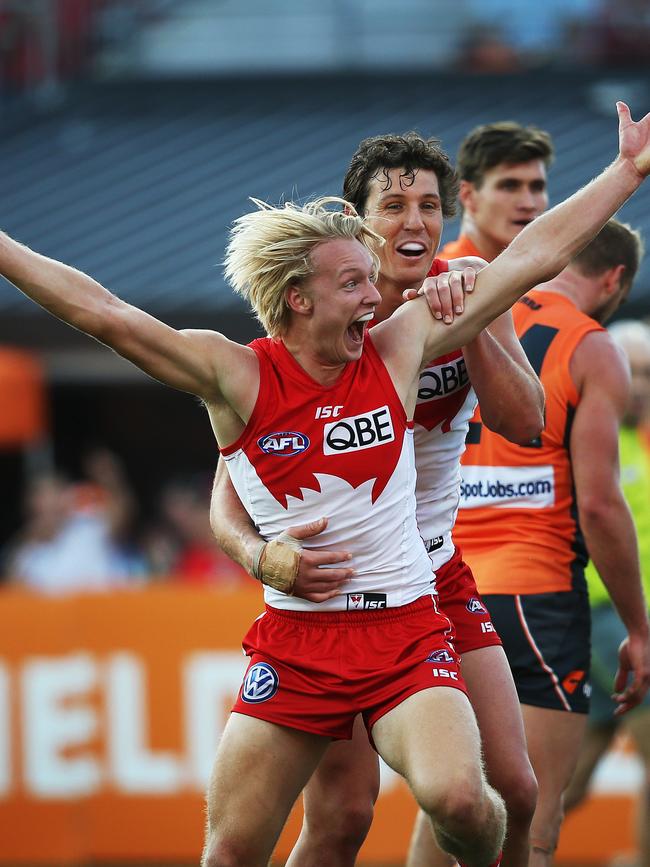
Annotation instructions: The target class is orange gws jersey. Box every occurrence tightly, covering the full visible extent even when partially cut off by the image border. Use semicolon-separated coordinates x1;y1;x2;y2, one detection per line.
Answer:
439;236;483;260
453;290;604;595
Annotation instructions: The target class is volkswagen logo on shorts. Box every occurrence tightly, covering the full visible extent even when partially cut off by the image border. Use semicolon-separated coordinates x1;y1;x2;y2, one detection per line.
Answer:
258;431;310;456
241;662;279;703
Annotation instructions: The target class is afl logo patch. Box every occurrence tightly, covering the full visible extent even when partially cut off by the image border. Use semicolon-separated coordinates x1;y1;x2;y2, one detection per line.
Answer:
258;431;310;456
241;662;279;703
426;649;455;664
466;596;487;615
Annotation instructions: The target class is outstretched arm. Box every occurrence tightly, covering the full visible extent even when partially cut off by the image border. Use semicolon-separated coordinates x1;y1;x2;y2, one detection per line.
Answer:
210;461;354;601
0;233;252;404
571;332;650;714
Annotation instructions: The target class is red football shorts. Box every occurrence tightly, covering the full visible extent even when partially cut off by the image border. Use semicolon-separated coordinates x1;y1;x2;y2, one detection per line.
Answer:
232;594;467;740
435;546;502;655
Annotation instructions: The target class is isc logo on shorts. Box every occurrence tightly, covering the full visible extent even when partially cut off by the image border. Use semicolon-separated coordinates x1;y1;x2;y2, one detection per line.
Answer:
466;596;487;615
426;649;455;664
323;406;394;455
241;662;279;703
347;592;388;610
430;668;459;680
258;431;310;456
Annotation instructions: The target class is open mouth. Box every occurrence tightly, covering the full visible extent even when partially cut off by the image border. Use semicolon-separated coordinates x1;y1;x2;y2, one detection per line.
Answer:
397;242;427;259
347;312;374;344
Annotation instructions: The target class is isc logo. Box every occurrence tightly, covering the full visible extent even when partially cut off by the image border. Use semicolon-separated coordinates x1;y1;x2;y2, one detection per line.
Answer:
323;405;394;455
258;431;310;456
315;405;343;419
417;358;468;402
430;668;459;680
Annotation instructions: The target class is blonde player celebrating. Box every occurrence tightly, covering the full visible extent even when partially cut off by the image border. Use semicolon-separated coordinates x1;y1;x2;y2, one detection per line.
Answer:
1;104;649;867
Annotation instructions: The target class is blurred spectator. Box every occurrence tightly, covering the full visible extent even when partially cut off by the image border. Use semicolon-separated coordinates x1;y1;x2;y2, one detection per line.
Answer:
3;448;146;592
0;2;44;101
595;0;650;67
463;0;601;66
456;24;523;73
146;474;249;588
564;319;650;863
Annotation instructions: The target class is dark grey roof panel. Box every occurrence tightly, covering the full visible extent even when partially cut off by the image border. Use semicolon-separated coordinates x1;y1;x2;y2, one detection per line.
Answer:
2;73;649;323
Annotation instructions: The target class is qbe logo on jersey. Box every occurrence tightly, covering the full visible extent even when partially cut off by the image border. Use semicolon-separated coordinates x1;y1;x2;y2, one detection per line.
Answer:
323;405;395;455
241;662;279;703
417;356;468;402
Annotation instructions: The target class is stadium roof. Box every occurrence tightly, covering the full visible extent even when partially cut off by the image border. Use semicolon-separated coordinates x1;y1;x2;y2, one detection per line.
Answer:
2;71;649;352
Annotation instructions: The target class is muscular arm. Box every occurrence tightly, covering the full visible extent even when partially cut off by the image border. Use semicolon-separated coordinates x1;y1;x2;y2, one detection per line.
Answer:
210;461;354;601
463;311;544;444
571;331;650;712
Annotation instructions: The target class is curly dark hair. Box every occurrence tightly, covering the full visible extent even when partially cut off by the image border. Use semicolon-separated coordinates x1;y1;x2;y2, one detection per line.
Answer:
457;122;554;187
342;132;459;218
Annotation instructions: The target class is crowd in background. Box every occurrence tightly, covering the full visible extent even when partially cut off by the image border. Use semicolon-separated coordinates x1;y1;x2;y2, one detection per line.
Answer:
2;0;650;109
0;0;174;105
0;447;250;592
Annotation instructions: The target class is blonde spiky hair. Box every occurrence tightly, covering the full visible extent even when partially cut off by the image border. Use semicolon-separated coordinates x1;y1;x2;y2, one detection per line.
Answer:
224;197;383;337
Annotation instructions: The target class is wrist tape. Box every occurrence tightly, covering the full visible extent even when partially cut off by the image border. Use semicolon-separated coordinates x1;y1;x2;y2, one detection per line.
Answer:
252;531;302;595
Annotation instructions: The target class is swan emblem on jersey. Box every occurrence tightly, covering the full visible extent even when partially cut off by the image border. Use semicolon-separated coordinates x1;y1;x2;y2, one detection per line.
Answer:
251;406;407;508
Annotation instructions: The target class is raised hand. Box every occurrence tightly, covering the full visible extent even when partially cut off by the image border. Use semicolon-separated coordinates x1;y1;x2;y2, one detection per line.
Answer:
617;101;650;179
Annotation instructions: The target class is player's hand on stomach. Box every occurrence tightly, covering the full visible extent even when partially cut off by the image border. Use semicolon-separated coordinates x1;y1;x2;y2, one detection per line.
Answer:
257;517;354;602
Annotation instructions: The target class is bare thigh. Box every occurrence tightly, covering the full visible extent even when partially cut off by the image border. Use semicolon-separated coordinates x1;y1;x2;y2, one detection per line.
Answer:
205;712;330;864
371;686;484;800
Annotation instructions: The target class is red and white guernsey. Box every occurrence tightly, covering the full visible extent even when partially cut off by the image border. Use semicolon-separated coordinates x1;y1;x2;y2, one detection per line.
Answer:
413;259;477;571
221;334;435;611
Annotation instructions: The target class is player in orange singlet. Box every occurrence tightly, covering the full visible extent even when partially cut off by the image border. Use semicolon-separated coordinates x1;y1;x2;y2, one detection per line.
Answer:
455;220;650;867
441;121;553;264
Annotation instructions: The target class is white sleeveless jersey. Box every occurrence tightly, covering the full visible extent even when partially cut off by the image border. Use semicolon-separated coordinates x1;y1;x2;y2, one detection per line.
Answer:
413;349;478;569
221;335;436;611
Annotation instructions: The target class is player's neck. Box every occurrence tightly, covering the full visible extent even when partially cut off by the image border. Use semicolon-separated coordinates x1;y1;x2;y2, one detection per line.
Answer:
532;269;591;314
458;217;503;263
282;331;348;387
